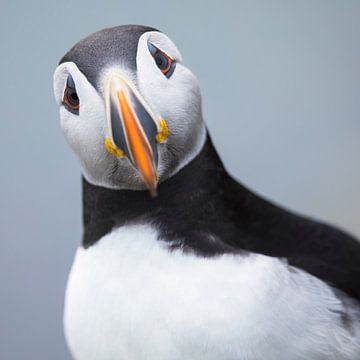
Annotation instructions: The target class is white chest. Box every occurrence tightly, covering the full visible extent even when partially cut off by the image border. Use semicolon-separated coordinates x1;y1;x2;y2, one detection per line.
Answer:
64;224;360;360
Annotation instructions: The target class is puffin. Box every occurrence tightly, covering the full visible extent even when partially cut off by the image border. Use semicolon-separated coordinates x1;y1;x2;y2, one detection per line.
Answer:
53;25;360;360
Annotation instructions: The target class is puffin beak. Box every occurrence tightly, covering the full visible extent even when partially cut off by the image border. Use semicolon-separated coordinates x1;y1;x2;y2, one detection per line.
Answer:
105;73;159;195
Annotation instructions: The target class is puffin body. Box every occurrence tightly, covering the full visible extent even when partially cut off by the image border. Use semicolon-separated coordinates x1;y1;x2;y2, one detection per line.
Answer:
53;25;360;359
65;223;359;360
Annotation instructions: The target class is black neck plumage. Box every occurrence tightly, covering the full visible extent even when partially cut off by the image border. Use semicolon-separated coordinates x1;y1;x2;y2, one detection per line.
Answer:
82;134;360;300
82;135;229;251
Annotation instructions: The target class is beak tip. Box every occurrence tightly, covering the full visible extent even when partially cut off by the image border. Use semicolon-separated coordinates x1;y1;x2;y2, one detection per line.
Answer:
149;188;158;197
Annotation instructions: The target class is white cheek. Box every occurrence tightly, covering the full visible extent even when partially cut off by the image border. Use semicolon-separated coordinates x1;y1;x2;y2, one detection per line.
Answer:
136;51;202;136
163;68;202;123
57;69;112;184
136;33;206;181
60;99;105;155
136;52;201;128
136;32;202;125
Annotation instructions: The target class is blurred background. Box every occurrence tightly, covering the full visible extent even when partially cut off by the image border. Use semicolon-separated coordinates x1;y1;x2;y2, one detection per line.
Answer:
1;0;359;359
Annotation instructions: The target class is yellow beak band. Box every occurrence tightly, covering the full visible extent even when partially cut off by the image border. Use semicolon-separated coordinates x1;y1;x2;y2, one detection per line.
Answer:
104;137;125;158
156;118;169;144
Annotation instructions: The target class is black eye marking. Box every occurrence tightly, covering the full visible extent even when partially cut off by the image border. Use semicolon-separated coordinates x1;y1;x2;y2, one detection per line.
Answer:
147;42;176;78
63;74;80;115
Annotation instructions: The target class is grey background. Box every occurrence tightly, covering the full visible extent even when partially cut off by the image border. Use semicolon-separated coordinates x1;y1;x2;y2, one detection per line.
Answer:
1;0;359;359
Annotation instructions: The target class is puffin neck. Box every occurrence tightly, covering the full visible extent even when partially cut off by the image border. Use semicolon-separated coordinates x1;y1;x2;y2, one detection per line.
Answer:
82;135;228;248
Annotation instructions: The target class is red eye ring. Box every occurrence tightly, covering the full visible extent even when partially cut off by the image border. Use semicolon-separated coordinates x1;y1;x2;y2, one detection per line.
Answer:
63;85;80;113
148;42;176;78
154;49;173;75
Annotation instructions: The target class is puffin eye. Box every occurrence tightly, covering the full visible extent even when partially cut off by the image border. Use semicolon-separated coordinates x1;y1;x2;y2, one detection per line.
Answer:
63;74;80;115
147;42;176;78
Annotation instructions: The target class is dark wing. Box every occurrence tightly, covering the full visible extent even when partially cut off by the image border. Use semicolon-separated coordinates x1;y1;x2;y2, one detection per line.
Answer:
224;175;360;301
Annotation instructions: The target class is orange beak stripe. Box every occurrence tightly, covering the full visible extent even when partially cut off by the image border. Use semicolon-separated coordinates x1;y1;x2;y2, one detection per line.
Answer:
117;90;158;194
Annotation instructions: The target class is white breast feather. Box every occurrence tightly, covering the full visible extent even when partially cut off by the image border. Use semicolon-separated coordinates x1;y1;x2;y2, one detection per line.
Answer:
64;224;360;360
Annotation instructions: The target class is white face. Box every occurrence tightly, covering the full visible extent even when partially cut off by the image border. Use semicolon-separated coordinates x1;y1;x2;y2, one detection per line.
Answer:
53;30;206;191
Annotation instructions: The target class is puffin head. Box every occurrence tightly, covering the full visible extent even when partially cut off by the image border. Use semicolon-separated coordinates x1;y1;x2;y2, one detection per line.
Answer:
53;25;206;195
